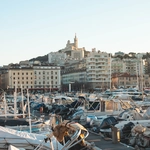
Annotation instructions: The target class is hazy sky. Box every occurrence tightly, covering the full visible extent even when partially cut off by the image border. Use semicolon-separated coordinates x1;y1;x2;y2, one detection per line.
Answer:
1;0;150;65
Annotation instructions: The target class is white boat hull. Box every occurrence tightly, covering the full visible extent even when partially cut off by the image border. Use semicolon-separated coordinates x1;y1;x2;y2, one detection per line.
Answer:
0;126;63;150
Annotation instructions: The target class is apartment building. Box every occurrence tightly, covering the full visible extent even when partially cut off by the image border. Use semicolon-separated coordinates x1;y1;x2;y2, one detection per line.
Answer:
33;66;61;90
118;73;138;88
111;58;125;73
86;49;111;89
111;57;145;76
124;58;139;75
61;68;87;91
144;58;150;75
144;74;150;87
5;67;34;89
111;72;150;89
48;52;67;66
1;65;61;92
0;67;8;89
64;59;86;70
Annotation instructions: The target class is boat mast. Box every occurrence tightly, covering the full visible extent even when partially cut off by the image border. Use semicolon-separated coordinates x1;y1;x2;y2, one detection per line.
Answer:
27;89;32;133
4;92;7;118
140;59;144;100
21;84;25;118
109;54;112;90
14;80;17;118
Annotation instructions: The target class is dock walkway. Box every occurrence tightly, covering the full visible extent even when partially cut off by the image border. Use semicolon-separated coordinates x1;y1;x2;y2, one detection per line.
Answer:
86;131;134;150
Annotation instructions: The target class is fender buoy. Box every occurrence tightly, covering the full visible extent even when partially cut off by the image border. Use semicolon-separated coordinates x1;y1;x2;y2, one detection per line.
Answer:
40;107;43;113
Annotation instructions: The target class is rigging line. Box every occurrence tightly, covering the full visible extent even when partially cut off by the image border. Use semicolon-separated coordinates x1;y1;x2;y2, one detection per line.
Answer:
0;137;36;148
80;146;91;150
0;142;35;148
3;138;9;149
0;142;48;149
0;137;28;139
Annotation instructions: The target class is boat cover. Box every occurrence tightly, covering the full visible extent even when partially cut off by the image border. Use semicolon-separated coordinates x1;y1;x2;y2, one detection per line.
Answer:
8;145;25;150
99;116;118;129
143;107;150;119
0;126;63;150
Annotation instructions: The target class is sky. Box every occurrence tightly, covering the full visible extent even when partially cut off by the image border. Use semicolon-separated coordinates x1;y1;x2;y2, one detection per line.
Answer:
0;0;150;65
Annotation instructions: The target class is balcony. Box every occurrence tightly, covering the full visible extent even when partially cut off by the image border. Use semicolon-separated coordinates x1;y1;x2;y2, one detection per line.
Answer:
88;72;96;75
87;59;95;63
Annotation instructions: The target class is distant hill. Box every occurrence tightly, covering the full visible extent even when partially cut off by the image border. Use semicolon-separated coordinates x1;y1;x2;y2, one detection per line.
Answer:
29;54;48;62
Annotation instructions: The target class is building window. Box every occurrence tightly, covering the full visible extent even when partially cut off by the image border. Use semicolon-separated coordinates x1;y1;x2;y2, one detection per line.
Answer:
31;73;32;75
18;77;19;79
51;71;53;74
13;77;15;79
26;77;28;79
31;77;32;80
39;72;41;75
26;73;28;75
22;77;24;80
55;72;57;75
55;77;57;79
22;81;24;84
26;81;28;84
13;73;15;75
22;73;24;75
18;73;19;75
51;76;53;79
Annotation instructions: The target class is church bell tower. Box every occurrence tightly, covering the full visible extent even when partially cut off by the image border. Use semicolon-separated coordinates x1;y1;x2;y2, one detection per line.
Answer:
74;33;78;48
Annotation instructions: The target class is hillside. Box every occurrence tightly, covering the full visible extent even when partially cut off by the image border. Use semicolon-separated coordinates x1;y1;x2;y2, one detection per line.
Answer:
29;54;48;62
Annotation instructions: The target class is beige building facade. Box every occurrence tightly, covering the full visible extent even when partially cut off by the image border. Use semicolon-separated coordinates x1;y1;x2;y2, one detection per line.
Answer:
3;66;61;91
111;73;150;90
33;66;61;90
6;67;34;89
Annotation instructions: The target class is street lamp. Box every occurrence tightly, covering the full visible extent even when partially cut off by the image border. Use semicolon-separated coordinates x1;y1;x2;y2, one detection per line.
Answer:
69;82;74;92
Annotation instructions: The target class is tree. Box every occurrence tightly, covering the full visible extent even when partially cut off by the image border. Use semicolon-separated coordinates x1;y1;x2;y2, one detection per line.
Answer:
129;52;136;57
123;54;130;59
29;55;48;62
